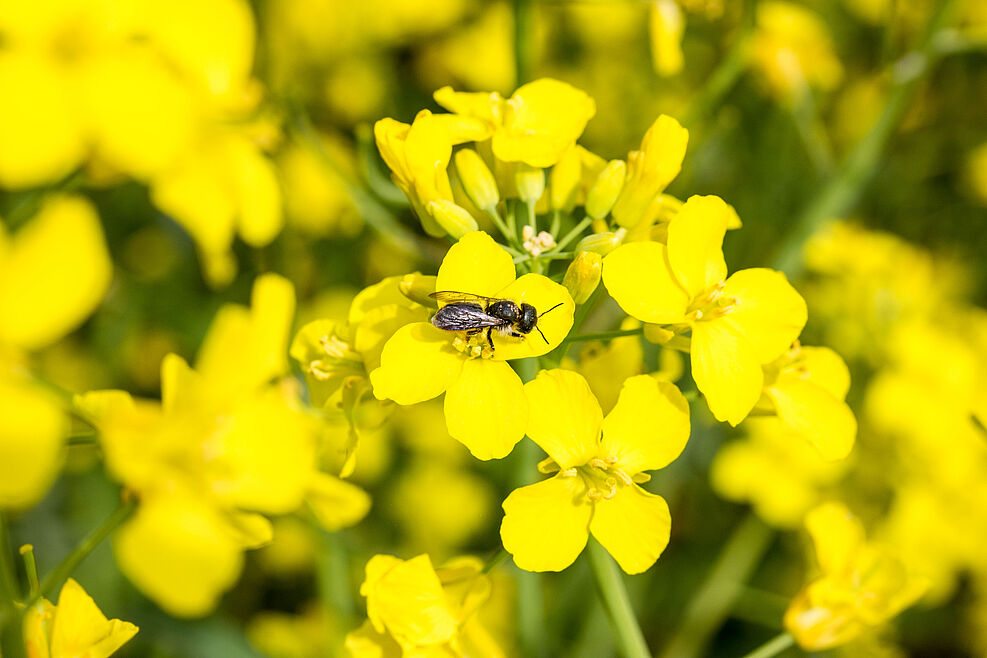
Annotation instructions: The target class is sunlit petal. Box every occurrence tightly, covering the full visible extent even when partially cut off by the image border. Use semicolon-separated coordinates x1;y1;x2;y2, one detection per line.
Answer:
444;359;527;460
501;476;592;572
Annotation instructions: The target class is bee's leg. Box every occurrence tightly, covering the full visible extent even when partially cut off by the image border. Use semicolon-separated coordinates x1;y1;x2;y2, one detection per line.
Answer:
486;326;495;350
506;330;524;338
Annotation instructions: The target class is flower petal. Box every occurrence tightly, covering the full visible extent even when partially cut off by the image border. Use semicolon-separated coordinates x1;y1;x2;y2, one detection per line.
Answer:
370;322;463;405
523;369;602;470
799;346;851;399
720;268;807;364
49;579;138;658
589;486;671;574
306;472;372;531
603;242;689;324
0;376;66;509
766;380;857;460
692;320;763;426
444;359;527;460
435;230;517;299
804;502;864;576
501;476;592;572
665;195;730;299
362;554;457;647
601;375;690;474
490;273;575;361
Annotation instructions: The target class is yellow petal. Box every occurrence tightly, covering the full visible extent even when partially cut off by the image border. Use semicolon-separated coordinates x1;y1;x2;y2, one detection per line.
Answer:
489;274;575;361
589;486;671;574
23;597;56;658
435;231;516;299
444;359;527;460
433;87;503;125
114;494;245;617
345;619;404;658
602;242;689;324
370;323;463;405
494;78;596;168
804;502;864;576
523;369;601;469
306;472;372;531
767;380;856;460
362;554;458;647
0;54;84;187
0;196;111;351
231;138;283;247
720;268;807;364
601;376;690;474
49;578;138;658
501;476;592;572
800;346;851;399
692;320;763;426
665;195;730;299
612;115;689;227
0;376;67;509
649;0;685;76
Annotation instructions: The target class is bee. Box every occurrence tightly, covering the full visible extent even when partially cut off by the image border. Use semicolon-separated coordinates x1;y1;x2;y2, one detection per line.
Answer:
429;291;564;352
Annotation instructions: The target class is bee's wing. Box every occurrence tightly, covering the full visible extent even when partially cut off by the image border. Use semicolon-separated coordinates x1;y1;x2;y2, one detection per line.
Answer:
432;304;508;331
429;290;502;305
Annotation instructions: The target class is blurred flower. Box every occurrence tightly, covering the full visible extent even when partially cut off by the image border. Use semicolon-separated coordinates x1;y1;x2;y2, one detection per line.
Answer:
248;604;341;658
785;502;928;650
964;141;987;206
0;196;111;509
370;231;574;460
649;0;686;77
23;577;138;658
604;194;807;425
346;554;504;657
279;132;360;237
502;370;689;573
78;275;370;616
711;418;847;528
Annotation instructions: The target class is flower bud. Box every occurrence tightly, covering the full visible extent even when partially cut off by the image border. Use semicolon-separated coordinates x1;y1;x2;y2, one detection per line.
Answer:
514;163;545;204
427;200;478;239
562;251;603;304
550;147;581;211
575;228;627;256
585;160;626;220
454;149;499;210
399;273;438;307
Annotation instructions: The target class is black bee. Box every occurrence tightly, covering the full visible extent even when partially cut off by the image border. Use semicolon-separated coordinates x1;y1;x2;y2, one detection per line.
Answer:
429;291;564;351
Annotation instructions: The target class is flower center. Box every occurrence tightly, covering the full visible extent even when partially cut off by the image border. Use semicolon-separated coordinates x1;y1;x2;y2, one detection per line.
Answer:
308;332;365;381
540;455;634;501
451;332;496;360
686;281;737;322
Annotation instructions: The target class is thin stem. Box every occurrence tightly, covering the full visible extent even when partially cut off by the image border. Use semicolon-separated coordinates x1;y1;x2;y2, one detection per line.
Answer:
739;632;795;658
513;251;574;264
562;328;643;345
486;205;522;250
32;498;136;605
658;513;774;658
772;0;959;276
514;0;535;86
482;548;510;574
549;217;593;254
586;538;652;658
0;514;24;658
18;546;39;596
314;529;355;622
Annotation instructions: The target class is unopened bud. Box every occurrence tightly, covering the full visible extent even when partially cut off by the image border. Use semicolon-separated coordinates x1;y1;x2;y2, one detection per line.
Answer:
550;147;581;211
643;324;675;345
454;148;500;210
427;200;478;239
575;228;627;256
585;160;627;220
515;163;545;203
562;251;603;304
399;273;438;307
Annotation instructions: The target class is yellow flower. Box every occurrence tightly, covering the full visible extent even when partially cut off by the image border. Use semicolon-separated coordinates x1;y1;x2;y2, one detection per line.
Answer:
611;115;689;229
375;110;490;237
501;370;689;574
434;78;597;168
23;577;138;658
758;343;857;460
346;554;504;658
603;194;807;425
0;196;111;509
784;502;928;650
370;231;574;460
78;275;370;616
711;418;847;528
649;0;686;77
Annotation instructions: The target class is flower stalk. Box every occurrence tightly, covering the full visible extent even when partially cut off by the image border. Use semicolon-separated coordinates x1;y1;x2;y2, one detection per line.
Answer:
587;538;652;658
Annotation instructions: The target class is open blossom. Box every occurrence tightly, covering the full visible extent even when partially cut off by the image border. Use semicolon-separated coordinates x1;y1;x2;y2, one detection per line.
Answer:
603;194;807;425
370;231;574;460
501;370;689;574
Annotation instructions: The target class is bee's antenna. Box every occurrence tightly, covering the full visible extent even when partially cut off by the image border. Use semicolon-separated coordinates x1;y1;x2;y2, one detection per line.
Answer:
535;326;549;344
539;302;564;318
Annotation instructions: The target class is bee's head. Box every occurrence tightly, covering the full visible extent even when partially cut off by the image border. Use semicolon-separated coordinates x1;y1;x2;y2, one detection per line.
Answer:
518;303;538;333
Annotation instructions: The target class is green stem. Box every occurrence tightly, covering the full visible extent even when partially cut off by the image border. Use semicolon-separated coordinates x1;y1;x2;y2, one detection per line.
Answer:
486;205;522;251
549;217;593;254
562;328;643;345
513;252;574;265
514;0;535;86
0;515;24;658
482;548;510;574
18;546;38;597
739;632;795;658
31;498;136;605
658;513;774;658
586;539;652;658
314;529;355;622
772;0;959;276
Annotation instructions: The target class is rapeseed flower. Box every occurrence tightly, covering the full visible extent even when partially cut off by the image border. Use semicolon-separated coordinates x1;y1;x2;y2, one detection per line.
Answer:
0;196;111;509
603;194;807;425
370;231;574;460
501;370;689;574
785;502;928;650
23;578;138;658
346;554;504;657
78;275;370;616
